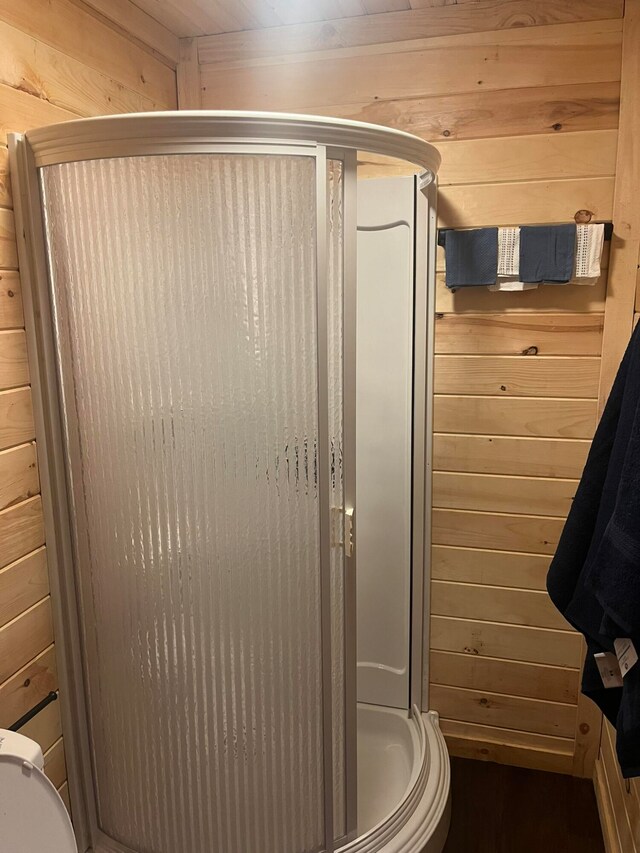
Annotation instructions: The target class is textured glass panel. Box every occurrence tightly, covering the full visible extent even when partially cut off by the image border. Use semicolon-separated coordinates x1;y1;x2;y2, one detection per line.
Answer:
327;159;345;841
41;154;329;853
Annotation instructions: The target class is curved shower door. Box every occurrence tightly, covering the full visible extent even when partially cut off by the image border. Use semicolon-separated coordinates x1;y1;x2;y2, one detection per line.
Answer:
37;149;355;853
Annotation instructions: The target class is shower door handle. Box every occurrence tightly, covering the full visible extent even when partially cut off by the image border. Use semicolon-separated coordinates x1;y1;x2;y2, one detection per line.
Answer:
344;508;354;558
331;507;355;558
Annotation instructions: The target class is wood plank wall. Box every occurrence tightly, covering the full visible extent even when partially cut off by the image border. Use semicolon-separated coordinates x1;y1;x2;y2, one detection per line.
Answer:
188;0;628;781
593;2;640;849
596;721;640;852
0;0;178;816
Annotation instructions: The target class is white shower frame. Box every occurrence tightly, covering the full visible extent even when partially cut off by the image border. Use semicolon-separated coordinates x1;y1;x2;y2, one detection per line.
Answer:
8;112;440;853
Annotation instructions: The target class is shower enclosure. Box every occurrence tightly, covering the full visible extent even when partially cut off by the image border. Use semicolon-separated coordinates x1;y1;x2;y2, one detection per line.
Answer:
10;113;449;853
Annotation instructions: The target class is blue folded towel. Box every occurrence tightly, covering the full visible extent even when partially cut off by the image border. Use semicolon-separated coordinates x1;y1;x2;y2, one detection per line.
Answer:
442;228;498;288
520;224;576;283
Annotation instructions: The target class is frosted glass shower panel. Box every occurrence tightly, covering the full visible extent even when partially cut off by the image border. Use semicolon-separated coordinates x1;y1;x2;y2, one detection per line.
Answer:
41;154;332;853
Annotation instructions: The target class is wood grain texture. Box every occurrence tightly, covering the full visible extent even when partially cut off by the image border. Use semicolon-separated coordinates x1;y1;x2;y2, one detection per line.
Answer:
177;37;201;109
78;0;180;66
433;471;577;517
434;355;600;398
599;0;640;408
0;546;47;627
595;755;625;853
0;442;39;511
434;395;597;439
437;129;618;186
0;81;76;139
0;18;166;116
197;1;623;63
432;508;565;554
433;434;590;479
431;580;571;630
0;146;11;208
441;725;574;775
432;544;552;590
438;176;614;228
431;615;583;667
135;0;415;37
0;596;52;683
0;209;18;269
605;719;640;847
430;650;579;703
0;388;34;451
431;683;576;738
355;152;420;179
573;649;605;779
43;736;66;789
201;21;622;111
20;691;61;752
123;0;217;37
0;496;45;569
596;721;639;851
324;81;620;143
0;644;57;729
201;17;623;69
434;313;604;355
0;0;176;106
436;274;608;314
0;330;29;390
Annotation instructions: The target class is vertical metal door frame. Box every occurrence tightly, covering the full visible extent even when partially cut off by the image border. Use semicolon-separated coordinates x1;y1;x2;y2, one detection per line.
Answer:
410;175;427;714
315;145;337;852
9;133;96;851
324;145;358;847
341;149;359;842
410;175;437;714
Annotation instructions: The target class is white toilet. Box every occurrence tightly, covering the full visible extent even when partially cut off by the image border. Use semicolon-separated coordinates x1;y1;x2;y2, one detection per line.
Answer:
0;728;76;852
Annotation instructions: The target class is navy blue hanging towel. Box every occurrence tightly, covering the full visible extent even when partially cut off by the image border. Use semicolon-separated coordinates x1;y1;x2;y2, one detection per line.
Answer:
441;227;498;288
520;224;576;283
547;322;640;778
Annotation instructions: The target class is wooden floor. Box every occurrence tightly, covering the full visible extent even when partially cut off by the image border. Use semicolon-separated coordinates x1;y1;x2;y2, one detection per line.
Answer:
443;758;605;853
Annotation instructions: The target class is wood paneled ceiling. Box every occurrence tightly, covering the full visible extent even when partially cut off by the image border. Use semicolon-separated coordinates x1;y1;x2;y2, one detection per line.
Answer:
128;0;426;37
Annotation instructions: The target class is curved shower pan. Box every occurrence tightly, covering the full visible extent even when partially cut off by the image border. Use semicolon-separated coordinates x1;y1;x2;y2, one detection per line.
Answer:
10;112;449;853
346;706;450;853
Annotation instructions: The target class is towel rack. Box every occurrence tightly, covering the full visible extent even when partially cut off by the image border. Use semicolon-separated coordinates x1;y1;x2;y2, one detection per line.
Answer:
8;690;59;732
437;222;613;241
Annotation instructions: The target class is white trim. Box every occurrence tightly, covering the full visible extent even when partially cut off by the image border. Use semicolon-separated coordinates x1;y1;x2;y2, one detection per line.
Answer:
338;710;450;853
22;111;441;178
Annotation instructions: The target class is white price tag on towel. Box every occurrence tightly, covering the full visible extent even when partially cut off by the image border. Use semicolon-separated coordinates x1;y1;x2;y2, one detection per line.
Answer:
614;639;638;677
595;652;623;688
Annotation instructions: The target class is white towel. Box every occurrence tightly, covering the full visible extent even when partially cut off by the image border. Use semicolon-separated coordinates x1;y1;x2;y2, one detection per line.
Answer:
497;227;520;276
489;227;537;290
572;223;605;285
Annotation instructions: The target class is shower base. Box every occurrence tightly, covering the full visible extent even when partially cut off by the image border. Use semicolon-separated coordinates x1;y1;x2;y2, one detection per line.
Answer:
340;704;450;853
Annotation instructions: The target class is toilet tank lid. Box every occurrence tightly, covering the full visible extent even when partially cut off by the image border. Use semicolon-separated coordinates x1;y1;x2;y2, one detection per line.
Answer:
0;728;44;770
0;741;76;852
